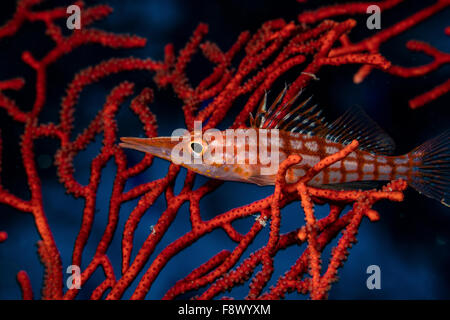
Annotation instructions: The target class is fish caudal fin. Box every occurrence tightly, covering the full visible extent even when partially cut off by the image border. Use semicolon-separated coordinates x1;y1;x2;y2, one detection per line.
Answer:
410;130;450;207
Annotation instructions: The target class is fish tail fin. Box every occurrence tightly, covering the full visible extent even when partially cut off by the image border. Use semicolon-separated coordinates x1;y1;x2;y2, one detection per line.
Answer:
409;130;450;207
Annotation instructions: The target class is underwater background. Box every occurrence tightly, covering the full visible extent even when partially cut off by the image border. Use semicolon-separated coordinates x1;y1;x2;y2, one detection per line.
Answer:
0;0;449;299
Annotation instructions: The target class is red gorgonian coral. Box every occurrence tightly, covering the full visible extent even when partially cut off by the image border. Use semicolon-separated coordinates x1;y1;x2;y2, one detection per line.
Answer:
0;0;448;300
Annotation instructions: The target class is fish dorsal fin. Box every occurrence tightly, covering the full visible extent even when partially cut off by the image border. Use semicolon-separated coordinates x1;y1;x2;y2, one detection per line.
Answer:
250;85;327;136
249;86;396;155
318;106;396;155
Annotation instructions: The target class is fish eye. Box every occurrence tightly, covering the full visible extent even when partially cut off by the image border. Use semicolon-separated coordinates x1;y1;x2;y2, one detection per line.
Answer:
190;142;204;155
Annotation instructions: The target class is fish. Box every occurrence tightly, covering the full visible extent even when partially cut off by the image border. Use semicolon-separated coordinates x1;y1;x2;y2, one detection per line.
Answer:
120;86;450;207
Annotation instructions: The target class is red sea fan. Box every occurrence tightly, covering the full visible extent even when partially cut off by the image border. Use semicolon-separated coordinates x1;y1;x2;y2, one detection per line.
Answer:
0;0;448;300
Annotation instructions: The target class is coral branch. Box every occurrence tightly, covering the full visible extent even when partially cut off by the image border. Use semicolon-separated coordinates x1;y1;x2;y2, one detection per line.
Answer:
0;231;7;242
17;270;33;300
298;0;404;24
409;78;450;110
301;1;450;108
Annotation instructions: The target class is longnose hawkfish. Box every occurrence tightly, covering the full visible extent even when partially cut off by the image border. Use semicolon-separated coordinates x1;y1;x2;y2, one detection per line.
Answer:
120;86;449;207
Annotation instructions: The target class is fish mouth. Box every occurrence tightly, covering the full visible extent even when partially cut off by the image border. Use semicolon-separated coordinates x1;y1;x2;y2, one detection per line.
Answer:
119;137;175;161
119;137;152;153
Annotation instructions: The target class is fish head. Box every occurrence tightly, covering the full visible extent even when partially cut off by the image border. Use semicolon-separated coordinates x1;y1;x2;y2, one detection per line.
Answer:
119;133;253;182
120;129;280;185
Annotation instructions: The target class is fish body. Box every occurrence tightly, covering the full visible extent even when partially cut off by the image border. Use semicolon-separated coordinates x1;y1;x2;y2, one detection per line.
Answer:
278;131;416;187
120;87;449;206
